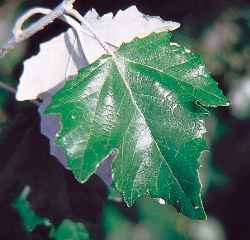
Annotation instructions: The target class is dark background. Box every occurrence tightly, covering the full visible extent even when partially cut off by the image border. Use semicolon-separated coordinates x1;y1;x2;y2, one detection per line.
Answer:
0;0;250;239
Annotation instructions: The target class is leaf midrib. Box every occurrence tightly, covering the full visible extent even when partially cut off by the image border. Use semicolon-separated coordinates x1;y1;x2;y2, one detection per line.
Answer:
111;56;192;205
56;52;200;209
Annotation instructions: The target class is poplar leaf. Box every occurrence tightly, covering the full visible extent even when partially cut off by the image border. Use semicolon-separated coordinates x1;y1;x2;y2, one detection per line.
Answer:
44;31;229;219
16;6;180;184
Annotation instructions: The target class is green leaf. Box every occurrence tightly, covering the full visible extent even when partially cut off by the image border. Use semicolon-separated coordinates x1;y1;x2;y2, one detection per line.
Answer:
13;187;90;239
52;219;90;240
102;203;133;238
45;31;229;220
12;186;52;232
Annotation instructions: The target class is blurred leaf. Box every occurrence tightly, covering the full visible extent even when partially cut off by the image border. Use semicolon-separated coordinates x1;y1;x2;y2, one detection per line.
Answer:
102;203;131;235
51;219;90;240
12;186;52;232
138;199;187;240
189;217;226;240
13;186;91;239
102;200;188;240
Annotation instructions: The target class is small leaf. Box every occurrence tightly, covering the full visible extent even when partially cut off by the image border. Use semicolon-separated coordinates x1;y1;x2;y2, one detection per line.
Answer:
13;187;90;239
45;31;229;219
12;186;52;232
52;219;90;240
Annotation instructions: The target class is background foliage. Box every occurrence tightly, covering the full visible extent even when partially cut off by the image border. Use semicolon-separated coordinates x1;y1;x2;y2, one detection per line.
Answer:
0;0;250;239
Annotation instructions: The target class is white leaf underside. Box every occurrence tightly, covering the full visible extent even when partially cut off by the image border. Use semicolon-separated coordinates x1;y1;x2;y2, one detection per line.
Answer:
17;5;180;101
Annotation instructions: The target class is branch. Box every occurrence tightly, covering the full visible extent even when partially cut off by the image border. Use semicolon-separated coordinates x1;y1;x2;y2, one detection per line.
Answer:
0;0;76;58
0;0;119;99
0;81;16;94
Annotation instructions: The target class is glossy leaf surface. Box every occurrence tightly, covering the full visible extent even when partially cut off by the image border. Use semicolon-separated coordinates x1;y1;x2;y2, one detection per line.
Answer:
45;31;229;219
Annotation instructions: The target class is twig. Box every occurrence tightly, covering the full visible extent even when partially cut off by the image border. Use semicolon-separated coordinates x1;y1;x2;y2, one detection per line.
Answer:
0;0;76;58
0;81;40;105
13;6;117;51
12;7;53;37
0;0;119;103
0;81;16;94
